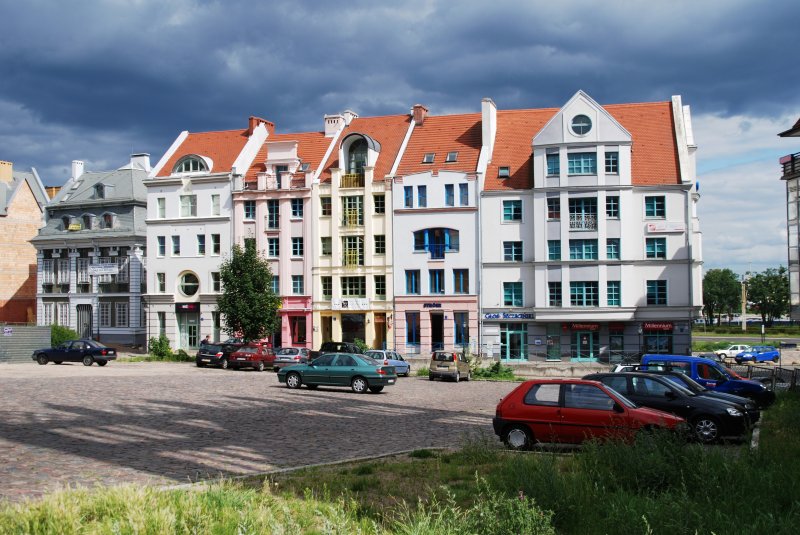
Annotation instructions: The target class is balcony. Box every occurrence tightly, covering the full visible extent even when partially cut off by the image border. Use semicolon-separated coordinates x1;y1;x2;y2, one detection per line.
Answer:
341;209;363;227
569;214;597;230
781;153;800;180
340;173;364;188
428;243;446;260
342;250;364;268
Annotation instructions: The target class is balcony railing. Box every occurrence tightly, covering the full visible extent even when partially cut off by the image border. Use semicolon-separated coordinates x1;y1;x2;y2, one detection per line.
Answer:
569;214;597;230
428;243;446;259
340;173;365;188
782;153;800;180
341;209;363;227
342;250;364;267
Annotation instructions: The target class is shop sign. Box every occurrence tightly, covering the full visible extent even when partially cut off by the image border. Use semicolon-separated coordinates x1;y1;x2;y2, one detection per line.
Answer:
646;221;686;233
565;322;600;331
332;298;369;310
483;313;534;320
175;302;200;313
643;321;673;331
609;322;626;332
68;223;82;231
423;303;442;308
88;263;119;276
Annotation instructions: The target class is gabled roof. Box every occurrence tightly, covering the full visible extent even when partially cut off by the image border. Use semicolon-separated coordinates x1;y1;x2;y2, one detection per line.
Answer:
245;131;333;182
0;167;49;216
155;129;250;177
778;117;800;137
318;114;411;183
396;113;482;176
484;100;680;191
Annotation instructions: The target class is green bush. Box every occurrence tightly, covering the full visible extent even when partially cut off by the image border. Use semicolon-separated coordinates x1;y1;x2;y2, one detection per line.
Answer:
148;335;172;359
473;361;516;380
353;338;370;353
51;325;78;347
416;366;430;377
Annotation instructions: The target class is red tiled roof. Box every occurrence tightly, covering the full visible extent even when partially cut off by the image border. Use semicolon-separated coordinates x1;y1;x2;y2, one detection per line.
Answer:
607;101;680;186
245;131;332;182
318;114;412;183
156;129;250;177
485;101;681;190
396;113;482;176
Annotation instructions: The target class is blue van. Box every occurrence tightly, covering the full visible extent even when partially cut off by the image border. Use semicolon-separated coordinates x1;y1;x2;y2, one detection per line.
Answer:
640;354;775;408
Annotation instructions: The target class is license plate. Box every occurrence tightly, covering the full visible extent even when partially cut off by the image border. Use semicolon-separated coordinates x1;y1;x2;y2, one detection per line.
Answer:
202;358;211;362
437;365;448;369
388;379;395;384
237;357;246;360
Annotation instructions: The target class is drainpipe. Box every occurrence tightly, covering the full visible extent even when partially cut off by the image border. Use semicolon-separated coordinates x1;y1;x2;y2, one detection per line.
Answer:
685;185;694;355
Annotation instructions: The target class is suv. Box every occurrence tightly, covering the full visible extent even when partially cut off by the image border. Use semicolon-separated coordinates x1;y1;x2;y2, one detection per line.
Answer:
583;371;750;443
227;344;276;371
429;350;471;382
640;354;775;408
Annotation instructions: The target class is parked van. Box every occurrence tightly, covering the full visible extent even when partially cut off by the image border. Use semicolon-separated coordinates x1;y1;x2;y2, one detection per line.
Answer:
640;354;775;408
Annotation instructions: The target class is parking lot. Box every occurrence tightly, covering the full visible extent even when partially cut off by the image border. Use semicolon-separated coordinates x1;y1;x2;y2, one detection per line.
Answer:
0;362;515;502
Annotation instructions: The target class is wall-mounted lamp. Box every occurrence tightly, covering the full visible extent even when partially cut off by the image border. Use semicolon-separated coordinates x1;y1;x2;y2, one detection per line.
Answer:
367;318;371;324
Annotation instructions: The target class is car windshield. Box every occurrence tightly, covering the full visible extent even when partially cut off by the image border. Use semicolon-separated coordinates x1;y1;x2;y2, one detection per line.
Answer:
203;344;223;352
238;346;258;354
361;355;381;366
663;374;704;393
277;348;298;355
88;341;108;348
434;353;454;362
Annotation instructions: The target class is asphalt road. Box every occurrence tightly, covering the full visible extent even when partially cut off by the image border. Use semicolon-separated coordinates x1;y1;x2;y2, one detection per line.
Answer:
0;362;516;503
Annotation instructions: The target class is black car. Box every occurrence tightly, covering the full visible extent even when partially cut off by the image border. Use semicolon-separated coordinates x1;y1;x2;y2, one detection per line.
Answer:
32;339;118;367
195;343;239;368
612;365;760;424
583;371;751;443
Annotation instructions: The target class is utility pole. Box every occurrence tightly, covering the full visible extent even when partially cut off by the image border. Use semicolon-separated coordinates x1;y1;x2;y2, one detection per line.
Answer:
741;273;748;332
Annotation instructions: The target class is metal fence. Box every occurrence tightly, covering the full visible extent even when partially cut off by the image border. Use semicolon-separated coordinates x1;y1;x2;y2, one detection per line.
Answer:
728;362;800;392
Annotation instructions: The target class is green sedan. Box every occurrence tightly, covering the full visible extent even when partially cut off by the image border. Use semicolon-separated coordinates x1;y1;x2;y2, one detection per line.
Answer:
277;353;398;393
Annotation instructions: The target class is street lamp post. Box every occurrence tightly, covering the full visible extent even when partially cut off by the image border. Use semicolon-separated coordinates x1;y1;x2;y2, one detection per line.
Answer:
638;325;643;357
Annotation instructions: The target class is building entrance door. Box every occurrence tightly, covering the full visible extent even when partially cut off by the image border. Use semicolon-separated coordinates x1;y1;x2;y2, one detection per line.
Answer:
572;331;598;361
178;312;199;350
430;312;444;351
76;304;93;339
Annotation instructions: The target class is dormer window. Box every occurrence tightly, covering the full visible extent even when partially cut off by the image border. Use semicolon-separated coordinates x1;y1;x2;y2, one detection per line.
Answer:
347;138;368;175
82;214;94;230
61;216;70;230
94;184;105;199
174;156;208;174
422;153;435;164
498;166;510;178
101;213;115;229
571;114;592;135
445;151;458;163
299;162;310;172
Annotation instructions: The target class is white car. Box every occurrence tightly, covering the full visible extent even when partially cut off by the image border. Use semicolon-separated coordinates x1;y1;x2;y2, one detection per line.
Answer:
716;344;752;359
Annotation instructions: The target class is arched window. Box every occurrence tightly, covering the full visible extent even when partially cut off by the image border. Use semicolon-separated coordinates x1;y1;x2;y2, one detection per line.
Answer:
347;138;368;175
174;156;208;174
413;228;460;258
179;272;200;296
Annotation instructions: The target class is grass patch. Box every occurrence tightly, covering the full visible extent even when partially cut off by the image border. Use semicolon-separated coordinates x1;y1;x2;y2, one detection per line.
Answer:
119;350;194;363
415;366;429;377
5;394;800;534
472;361;521;381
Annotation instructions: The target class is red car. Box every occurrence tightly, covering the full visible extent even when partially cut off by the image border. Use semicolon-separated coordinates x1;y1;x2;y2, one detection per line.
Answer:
227;344;276;372
493;379;686;449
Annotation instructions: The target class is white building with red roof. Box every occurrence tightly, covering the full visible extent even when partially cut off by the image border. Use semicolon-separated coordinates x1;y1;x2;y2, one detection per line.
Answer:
143;117;269;350
480;91;702;361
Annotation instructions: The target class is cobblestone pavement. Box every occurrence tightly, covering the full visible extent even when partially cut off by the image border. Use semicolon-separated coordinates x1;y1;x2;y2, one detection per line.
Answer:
0;362;517;503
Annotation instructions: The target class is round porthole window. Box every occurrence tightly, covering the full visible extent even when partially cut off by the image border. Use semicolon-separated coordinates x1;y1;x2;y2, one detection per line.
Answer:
180;273;199;296
571;114;592;135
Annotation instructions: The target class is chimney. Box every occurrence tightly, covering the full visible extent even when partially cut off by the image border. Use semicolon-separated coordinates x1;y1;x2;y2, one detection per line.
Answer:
71;160;85;181
130;153;151;172
324;114;345;137
412;104;429;126
0;160;12;183
481;98;497;157
342;109;359;125
247;116;274;136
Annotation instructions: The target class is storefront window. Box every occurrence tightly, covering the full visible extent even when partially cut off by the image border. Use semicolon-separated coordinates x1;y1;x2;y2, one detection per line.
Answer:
644;332;673;354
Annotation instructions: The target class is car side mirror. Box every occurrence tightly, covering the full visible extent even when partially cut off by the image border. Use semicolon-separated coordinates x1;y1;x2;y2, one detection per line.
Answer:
612;403;625;413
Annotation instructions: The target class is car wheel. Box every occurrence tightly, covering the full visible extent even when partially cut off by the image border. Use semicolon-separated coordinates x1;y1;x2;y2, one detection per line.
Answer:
454;371;460;383
221;358;229;370
503;425;534;450
351;376;368;394
256;362;265;372
465;370;471;381
369;386;384;393
36;354;48;365
428;374;434;381
96;360;107;367
196;360;204;368
82;355;94;367
286;372;302;389
692;415;720;443
773;356;779;363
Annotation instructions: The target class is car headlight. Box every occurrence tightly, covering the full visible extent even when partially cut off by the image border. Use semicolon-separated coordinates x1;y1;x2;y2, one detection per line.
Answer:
726;407;743;417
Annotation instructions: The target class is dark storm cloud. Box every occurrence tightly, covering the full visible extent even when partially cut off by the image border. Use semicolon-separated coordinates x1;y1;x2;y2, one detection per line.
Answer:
1;0;799;185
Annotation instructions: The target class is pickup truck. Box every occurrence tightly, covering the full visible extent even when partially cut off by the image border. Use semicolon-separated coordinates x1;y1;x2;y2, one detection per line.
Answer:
308;341;364;360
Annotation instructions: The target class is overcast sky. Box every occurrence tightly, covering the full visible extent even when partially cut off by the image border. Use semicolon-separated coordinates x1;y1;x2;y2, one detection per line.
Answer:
2;0;798;275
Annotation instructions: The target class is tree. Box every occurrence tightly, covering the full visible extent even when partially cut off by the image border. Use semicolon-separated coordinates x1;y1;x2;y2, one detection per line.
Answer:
702;269;741;324
747;267;789;326
217;243;281;341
